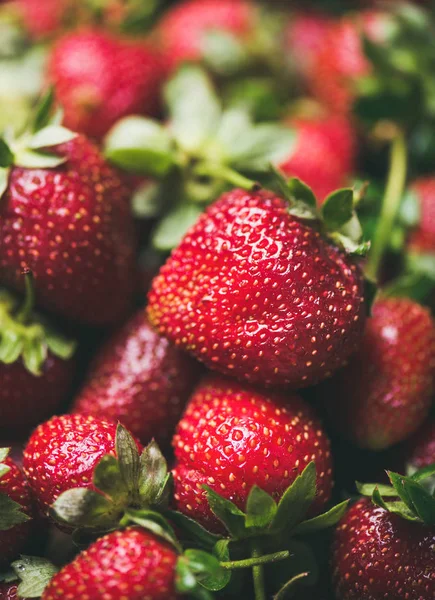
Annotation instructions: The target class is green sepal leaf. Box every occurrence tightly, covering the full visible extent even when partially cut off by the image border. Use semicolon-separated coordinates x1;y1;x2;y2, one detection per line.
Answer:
164;510;222;551
14;149;67;169
271;462;317;534
44;329;76;361
93;455;127;505
152;203;203;252
12;556;57;598
391;473;435;525
115;424;140;498
104;117;176;177
228;125;295;172
269;170;317;221
245;486;277;529
356;482;398;497
286;177;317;210
0;447;10;463
0;493;31;530
22;336;47;376
138;440;170;506
0;167;10;198
387;471;415;512
51;488;116;530
29;125;76;150
0;139;13;168
124;508;181;552
184;549;230;592
203;486;246;539
292;500;349;535
165;66;221;154
371;487;420;522
131;181;163;219
321;189;354;230
32;88;55;133
202;30;249;76
410;463;435;483
213;538;230;562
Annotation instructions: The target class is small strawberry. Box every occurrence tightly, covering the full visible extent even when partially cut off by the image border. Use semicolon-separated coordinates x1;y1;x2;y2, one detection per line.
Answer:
0;448;33;566
12;0;70;40
407;178;435;254
0;99;136;327
42;527;181;600
72;311;201;446
171;375;333;533
148;184;366;388
323;297;435;450
0;274;75;435
279;112;356;201
332;469;435;600
157;0;256;71
47;30;166;140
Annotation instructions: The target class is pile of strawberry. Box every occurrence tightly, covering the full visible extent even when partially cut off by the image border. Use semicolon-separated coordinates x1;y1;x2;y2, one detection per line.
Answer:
0;0;435;599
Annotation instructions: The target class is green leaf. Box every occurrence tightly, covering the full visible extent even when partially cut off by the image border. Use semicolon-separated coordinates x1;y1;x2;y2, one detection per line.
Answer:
213;539;230;562
0;330;23;365
104;117;176;177
406;252;435;280
22;336;47;376
286;178;317;209
216;109;252;152
245;486;277;529
165;510;222;551
29;125;76;150
271;462;317;533
202;30;249;76
203;486;247;539
138;440;168;505
125;508;181;551
371;488;420;522
0;493;30;530
93;455;127;504
12;556;57;598
410;463;435;483
176;558;199;593
292;500;349;535
152;203;203;252
32;88;55;133
0;167;10;198
229;125;295;172
131;181;163;219
165;66;221;153
0;448;10;463
51;488;115;529
185;549;230;592
115;424;140;497
14;149;67;169
0;139;13;168
382;271;435;303
387;472;415;512
356;482;398;497
402;477;435;525
268;170;317;221
44;330;76;361
321;189;354;230
398;188;420;227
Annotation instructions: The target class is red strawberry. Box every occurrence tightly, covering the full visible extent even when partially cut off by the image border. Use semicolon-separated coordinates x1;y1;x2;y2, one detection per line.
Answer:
148;187;366;388
279;113;356;201
0;133;136;327
42;527;180;600
47;29;166;140
22;414;139;518
323;297;435;450
405;418;435;471
13;0;70;39
158;0;256;71
332;497;435;600
408;178;435;253
0;449;33;566
284;11;333;78
172;375;333;533
72;311;200;445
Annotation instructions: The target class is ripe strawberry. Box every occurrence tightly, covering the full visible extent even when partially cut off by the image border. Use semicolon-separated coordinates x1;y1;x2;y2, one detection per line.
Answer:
0;133;136;327
407;178;435;253
158;0;256;71
0;449;33;566
72;311;200;445
22;414;137;518
13;0;70;39
405;418;435;471
323;297;435;450
171;375;333;533
42;527;180;600
47;30;166;140
279;113;356;201
332;497;435;600
148;187;366;388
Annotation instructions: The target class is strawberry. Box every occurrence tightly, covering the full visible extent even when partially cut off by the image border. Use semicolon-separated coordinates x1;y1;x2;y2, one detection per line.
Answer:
407;178;435;254
0;583;18;599
171;375;333;533
0;108;136;327
13;0;70;39
0;448;33;566
157;0;256;71
148;185;366;388
42;527;181;600
323;297;435;450
0;278;75;436
405;418;435;472
47;30;166;140
72;311;201;446
279;113;356;201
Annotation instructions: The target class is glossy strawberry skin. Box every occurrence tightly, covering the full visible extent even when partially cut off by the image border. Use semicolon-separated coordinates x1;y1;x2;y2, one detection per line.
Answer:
42;527;180;600
48;30;166;140
323;298;435;450
23;414;140;518
0;135;136;327
408;178;435;253
279;114;356;201
0;457;34;566
284;11;333;78
148;188;365;388
158;0;256;70
332;498;435;600
0;355;74;436
72;312;200;446
172;375;333;533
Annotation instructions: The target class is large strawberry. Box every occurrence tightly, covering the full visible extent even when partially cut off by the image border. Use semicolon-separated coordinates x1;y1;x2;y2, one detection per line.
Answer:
47;30;166;140
323;297;435;450
0;103;136;326
0;448;33;566
72;311;200;445
148;184;366;388
171;375;333;533
0;276;75;435
332;469;435;600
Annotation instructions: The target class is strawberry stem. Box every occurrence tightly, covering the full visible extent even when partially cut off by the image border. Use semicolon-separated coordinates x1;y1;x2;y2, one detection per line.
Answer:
365;131;407;281
16;269;35;324
193;162;258;191
220;550;289;570
251;540;266;600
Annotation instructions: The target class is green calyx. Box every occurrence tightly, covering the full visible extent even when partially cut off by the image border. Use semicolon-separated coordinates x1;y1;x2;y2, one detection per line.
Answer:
0;275;76;376
10;556;57;599
0;447;31;531
0;88;77;198
104;65;295;251
357;463;435;525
